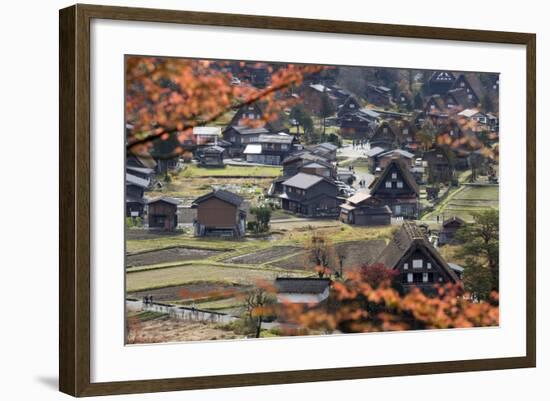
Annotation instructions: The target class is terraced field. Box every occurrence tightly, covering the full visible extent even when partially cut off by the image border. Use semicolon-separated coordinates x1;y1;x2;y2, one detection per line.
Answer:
126;264;310;292
442;185;499;222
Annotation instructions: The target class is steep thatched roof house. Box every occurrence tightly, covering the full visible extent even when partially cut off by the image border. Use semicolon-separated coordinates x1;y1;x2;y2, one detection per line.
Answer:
375;221;460;293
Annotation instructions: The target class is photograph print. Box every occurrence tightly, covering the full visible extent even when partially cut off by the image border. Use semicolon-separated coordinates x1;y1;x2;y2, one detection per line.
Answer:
124;56;500;344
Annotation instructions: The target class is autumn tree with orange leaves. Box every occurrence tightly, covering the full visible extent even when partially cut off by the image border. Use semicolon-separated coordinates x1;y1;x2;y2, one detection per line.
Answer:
275;273;499;335
125;57;324;158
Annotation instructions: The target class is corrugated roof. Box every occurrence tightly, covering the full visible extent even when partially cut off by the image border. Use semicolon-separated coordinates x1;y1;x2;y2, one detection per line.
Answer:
276;277;331;294
126;173;149;188
258;134;294;144
193;126;221;136
126;165;155;175
233;126;270;135
379;149;415;159
147;197;180;206
346;192;371;205
192;189;244;208
243;144;262;154
282;173;324;190
365;146;386;157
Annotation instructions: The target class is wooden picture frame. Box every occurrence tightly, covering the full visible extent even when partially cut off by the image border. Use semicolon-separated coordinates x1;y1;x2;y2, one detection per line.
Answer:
59;3;536;397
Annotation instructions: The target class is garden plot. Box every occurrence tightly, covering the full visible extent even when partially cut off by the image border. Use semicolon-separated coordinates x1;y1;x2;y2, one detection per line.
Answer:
126;264;309;292
126;247;223;267
441;185;499;222
128;282;250;303
221;246;302;265
272;240;387;271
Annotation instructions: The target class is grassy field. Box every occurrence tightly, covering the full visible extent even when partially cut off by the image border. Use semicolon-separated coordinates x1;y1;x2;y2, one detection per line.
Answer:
126;234;246;253
146;163;281;200
441;185;499;222
422;184;499;222
126;263;309;292
180;164;282;178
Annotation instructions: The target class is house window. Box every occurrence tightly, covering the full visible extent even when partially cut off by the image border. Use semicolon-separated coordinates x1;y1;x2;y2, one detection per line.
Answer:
403;263;409;270
396;181;403;188
468;94;473;99
281;144;288;150
430;104;435;109
391;172;397;179
394;205;401;215
460;81;465;87
350;104;355;108
423;273;429;283
407;273;413;283
403;128;409;135
427;262;432;269
383;127;388;133
385;181;392;188
413;259;423;269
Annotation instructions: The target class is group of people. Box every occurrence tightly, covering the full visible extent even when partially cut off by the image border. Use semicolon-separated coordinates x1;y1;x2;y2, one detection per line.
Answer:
142;295;154;305
352;138;367;149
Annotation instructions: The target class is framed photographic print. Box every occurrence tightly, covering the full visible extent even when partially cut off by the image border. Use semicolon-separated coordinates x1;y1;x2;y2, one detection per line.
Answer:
59;3;536;397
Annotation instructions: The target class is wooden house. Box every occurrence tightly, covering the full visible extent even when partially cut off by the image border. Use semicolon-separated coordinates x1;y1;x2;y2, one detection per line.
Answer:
439;216;466;245
300;83;336;116
424;147;454;183
377;149;415;171
451;73;481;106
227;103;270;129
368;158;420;218
338;107;379;139
426;71;456;95
305;142;338;162
279;173;342;217
375;221;460;293
365;146;387;173
148;197;180;231
337;95;362;117
339;193;392;226
193;126;222;145
370;120;403;150
222;126;271;157
275;277;331;304
243;133;295;165
423;94;451;123
126;165;155;180
191;190;246;238
365;84;392;106
196;145;225;167
444;88;475;110
282;152;336;178
125;173;149;218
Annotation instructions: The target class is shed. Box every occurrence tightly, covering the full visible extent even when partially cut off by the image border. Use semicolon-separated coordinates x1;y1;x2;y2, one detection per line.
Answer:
147;197;180;231
275;277;331;304
191;190;246;238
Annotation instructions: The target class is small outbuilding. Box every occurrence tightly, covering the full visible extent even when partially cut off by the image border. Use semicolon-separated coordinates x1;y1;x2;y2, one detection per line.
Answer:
196;145;225;167
339;193;392;226
191;190;246;238
439;216;466;245
275;277;331;304
147;197;180;231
